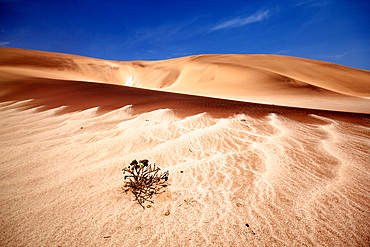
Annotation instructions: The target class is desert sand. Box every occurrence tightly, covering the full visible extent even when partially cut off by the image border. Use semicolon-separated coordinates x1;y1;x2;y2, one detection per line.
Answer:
0;48;369;246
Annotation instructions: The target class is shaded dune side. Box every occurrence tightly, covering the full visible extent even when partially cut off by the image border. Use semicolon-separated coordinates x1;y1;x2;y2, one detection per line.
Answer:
0;48;123;84
1;48;369;100
132;55;370;113
0;77;369;127
127;61;182;89
0;48;184;88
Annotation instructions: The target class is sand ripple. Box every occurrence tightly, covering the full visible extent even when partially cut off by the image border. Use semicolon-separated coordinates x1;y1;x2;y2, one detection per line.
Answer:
0;101;369;246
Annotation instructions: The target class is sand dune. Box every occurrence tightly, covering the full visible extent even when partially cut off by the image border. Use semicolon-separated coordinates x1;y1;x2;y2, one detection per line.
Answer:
1;48;369;113
0;48;369;246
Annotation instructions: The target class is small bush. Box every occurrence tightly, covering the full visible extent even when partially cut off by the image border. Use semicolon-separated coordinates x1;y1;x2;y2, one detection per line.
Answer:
122;159;169;208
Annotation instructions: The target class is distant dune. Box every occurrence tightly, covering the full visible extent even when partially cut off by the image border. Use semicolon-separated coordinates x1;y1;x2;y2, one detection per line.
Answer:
0;48;369;246
1;48;369;113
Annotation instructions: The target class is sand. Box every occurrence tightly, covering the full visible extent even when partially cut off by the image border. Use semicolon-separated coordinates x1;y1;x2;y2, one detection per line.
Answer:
0;48;369;246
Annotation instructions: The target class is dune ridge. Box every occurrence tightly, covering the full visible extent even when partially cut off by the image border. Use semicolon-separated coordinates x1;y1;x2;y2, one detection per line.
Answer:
1;48;369;113
0;48;369;246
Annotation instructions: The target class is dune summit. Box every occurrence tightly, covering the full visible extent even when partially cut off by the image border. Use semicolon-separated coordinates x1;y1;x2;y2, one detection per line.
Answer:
0;48;369;246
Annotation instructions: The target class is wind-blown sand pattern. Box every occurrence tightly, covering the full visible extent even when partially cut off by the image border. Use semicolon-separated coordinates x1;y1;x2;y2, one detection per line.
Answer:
0;48;369;246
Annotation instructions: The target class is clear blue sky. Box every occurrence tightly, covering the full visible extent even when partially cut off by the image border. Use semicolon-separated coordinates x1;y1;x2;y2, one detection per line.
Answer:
1;0;369;69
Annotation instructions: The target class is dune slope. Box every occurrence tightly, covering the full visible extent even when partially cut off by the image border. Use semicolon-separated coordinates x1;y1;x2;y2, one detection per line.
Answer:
0;48;369;246
1;48;369;113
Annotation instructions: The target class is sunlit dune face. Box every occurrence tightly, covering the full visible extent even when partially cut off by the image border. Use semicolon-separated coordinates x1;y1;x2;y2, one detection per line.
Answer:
126;76;134;86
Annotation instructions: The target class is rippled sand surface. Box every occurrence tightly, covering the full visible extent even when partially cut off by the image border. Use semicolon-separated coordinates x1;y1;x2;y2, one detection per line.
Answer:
1;48;369;246
1;99;369;246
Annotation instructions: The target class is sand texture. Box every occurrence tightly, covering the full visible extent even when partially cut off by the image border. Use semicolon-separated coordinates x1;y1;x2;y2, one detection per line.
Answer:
0;48;369;246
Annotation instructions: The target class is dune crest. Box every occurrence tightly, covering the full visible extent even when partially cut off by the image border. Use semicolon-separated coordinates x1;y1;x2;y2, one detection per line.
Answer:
1;48;369;113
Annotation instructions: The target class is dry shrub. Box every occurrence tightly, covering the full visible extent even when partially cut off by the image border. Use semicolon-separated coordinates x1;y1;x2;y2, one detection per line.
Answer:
122;159;169;208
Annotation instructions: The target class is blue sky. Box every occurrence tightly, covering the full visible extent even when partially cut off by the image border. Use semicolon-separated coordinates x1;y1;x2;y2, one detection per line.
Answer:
1;0;369;69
